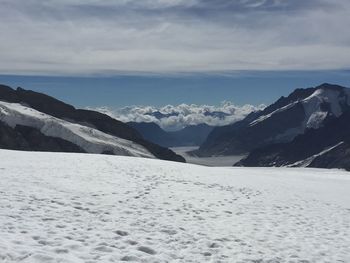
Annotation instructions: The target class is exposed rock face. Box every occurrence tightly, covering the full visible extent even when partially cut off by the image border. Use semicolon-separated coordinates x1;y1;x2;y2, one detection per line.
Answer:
308;142;350;171
236;110;350;171
0;84;185;162
0;85;142;140
0;121;85;153
197;83;350;156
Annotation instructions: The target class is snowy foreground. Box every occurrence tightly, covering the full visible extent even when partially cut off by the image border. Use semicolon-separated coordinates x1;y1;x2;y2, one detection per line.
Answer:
0;150;349;263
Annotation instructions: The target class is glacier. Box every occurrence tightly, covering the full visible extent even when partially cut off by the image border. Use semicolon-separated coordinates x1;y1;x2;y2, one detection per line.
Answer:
0;149;349;262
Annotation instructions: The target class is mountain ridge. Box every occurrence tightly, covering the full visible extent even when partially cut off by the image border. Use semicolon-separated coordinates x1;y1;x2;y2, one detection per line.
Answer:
0;84;185;162
197;83;350;157
236;109;350;170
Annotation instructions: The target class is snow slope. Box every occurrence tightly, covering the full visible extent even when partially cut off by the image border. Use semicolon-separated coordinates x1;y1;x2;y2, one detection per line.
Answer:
0;149;349;263
0;101;154;158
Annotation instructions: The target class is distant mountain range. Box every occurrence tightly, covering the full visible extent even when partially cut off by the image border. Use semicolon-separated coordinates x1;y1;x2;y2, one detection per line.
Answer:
127;122;213;147
196;83;350;170
144;110;230;120
0;84;185;162
2;83;350;171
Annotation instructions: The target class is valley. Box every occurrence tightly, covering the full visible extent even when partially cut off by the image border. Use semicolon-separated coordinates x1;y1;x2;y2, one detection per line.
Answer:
171;146;246;167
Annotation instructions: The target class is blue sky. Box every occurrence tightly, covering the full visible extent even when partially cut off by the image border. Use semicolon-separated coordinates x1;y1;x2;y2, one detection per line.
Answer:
1;71;349;107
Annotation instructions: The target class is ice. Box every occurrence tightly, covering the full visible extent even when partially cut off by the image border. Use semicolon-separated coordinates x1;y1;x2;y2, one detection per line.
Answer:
0;149;349;262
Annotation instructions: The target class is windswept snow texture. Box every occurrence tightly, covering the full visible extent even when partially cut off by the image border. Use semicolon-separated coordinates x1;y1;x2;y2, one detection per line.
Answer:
0;150;349;262
0;101;154;158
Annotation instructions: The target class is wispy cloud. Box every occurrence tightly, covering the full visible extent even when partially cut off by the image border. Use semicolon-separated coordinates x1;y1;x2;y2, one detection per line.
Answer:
0;0;349;75
91;102;265;131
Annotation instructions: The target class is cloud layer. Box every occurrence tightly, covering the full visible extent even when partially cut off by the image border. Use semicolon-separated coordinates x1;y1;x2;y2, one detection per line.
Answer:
0;0;350;75
93;102;265;131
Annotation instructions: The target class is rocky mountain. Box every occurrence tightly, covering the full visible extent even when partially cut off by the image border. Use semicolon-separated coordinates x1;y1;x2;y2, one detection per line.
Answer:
197;83;350;156
236;109;350;171
128;122;213;147
0;84;185;162
0;121;85;153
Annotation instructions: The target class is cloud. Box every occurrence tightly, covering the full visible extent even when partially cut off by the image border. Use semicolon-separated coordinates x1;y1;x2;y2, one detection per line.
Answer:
91;102;265;131
0;0;349;75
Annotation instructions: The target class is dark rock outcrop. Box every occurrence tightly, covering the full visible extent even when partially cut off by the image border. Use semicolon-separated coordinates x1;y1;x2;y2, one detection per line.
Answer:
236;110;350;171
308;142;350;171
0;121;86;153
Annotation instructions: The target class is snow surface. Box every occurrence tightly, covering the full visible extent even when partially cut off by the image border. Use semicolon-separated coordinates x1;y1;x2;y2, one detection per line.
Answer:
0;101;154;158
0;149;349;263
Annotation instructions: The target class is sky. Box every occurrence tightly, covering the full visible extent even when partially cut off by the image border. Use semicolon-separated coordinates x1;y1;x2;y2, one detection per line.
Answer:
0;0;349;109
1;71;349;108
1;0;350;74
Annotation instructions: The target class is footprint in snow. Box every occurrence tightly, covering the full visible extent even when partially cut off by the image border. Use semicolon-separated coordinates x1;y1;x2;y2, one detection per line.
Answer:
126;240;138;245
137;246;157;255
115;230;129;236
121;255;140;261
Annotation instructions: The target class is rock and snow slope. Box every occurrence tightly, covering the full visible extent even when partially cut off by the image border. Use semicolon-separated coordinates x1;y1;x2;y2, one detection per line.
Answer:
237;109;350;170
0;101;154;158
0;150;349;262
250;85;350;130
0;84;184;162
198;83;350;156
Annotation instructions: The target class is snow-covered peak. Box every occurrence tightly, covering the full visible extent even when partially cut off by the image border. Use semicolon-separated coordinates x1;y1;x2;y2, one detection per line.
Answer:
0;101;154;158
302;87;349;129
249;86;350;130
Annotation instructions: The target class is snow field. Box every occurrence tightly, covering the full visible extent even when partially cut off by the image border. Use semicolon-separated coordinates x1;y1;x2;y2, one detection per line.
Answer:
0;149;349;262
